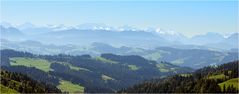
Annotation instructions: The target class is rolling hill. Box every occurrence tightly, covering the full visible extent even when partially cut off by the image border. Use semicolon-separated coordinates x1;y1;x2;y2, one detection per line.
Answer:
120;60;239;93
1;40;238;69
0;49;192;93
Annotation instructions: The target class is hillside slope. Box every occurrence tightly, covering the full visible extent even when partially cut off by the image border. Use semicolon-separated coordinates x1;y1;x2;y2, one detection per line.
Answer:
0;49;192;93
120;60;239;93
0;70;61;93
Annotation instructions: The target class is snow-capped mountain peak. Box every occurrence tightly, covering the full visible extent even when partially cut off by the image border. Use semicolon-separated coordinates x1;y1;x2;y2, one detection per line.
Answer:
16;22;36;30
154;28;186;42
155;28;180;36
46;24;73;31
0;21;13;28
77;23;112;31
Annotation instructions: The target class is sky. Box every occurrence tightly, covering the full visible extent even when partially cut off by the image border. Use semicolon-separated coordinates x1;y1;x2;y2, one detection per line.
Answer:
0;0;238;37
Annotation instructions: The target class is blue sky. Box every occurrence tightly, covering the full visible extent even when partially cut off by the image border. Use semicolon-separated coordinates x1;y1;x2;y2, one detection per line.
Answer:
1;0;238;37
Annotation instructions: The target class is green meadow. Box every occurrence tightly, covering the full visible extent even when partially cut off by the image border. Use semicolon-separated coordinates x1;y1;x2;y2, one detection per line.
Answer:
218;78;239;91
10;57;51;72
0;84;19;93
57;80;84;93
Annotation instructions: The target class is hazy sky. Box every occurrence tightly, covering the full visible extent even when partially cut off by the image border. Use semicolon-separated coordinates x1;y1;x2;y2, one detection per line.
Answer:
1;0;238;37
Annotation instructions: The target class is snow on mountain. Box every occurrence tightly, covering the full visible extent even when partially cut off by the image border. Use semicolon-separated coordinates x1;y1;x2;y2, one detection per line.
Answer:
0;21;13;28
116;25;140;32
77;24;141;32
155;28;179;35
222;32;238;38
1;22;237;50
16;22;36;30
45;24;74;31
152;28;187;42
76;23;114;31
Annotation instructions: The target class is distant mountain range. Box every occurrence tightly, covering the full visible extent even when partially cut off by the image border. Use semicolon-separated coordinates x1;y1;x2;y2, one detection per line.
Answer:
1;22;238;49
1;40;238;69
1;22;238;69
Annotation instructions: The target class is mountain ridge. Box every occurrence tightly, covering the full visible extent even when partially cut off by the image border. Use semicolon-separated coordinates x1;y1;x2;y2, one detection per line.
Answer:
1;24;238;50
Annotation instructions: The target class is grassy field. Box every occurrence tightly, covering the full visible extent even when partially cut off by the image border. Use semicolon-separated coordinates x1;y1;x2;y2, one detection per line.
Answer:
171;59;185;65
158;68;170;72
102;74;114;81
95;57;119;64
128;64;140;70
10;57;51;72
143;50;170;61
68;64;91;72
180;73;192;77
0;84;19;93
57;80;84;93
208;74;229;79
143;51;161;61
156;63;170;72
218;78;239;91
57;62;91;72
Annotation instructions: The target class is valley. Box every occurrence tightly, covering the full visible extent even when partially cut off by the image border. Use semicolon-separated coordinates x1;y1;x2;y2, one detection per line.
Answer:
0;49;193;93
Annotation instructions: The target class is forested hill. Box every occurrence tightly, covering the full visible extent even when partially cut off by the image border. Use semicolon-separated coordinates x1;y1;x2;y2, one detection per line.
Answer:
0;70;61;93
0;49;192;93
120;60;239;93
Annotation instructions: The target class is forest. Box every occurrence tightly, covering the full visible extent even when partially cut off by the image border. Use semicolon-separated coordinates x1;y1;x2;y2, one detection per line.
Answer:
0;70;61;93
120;61;239;93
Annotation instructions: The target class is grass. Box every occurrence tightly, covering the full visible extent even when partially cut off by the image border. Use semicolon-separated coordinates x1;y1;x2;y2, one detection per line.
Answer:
180;73;192;77
0;84;19;93
156;63;182;73
68;64;91;72
128;65;140;70
144;50;171;61
57;80;84;93
159;68;170;72
95;57;119;64
208;74;229;79
171;59;185;65
144;51;161;61
57;62;91;72
156;63;170;72
68;64;80;70
218;78;239;91
102;74;114;81
10;57;51;72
